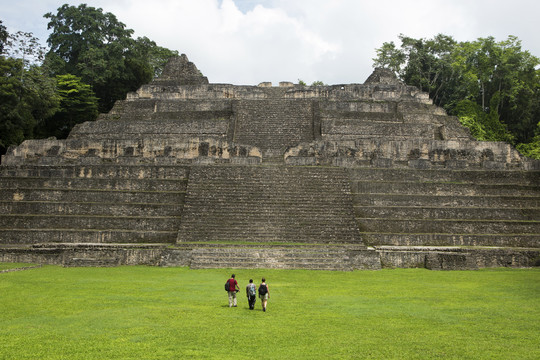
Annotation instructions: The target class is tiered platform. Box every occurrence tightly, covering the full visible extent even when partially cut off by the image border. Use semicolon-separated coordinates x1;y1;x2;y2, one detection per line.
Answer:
1;55;538;270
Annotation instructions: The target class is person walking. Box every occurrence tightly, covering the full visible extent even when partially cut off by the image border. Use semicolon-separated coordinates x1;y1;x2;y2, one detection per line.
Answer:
226;274;239;307
258;278;269;312
246;279;257;310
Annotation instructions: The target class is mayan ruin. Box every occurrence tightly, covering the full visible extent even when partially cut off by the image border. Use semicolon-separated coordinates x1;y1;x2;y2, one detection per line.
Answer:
1;54;539;270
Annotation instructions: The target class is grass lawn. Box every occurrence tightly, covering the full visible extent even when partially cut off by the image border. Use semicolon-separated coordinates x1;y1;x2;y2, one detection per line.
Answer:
0;265;538;359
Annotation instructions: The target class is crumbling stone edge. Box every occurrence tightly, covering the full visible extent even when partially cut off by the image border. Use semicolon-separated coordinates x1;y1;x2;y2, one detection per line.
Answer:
1;244;538;271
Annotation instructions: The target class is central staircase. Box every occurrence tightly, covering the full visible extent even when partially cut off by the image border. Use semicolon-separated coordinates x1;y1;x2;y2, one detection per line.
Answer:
186;244;378;270
177;165;363;244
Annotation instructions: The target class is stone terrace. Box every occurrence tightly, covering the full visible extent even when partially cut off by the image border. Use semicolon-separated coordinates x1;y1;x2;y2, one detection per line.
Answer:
0;56;538;270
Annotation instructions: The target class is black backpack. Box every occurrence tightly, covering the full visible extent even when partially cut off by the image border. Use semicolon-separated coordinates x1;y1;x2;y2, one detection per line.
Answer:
225;280;230;292
258;284;267;296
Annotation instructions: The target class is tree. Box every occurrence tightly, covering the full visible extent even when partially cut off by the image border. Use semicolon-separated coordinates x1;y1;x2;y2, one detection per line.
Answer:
452;36;540;144
516;130;540;159
0;20;8;54
37;74;98;139
0;27;59;156
44;4;178;112
133;36;179;78
373;34;540;149
5;31;47;73
374;34;466;110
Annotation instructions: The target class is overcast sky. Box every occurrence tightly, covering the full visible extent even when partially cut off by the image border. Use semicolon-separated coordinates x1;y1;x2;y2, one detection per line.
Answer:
2;0;539;85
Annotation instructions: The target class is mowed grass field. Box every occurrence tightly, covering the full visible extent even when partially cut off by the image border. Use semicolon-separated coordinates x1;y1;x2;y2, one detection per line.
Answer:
1;264;538;360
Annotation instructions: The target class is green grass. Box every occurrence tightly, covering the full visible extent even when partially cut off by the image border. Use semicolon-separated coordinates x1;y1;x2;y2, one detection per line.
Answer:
1;266;538;360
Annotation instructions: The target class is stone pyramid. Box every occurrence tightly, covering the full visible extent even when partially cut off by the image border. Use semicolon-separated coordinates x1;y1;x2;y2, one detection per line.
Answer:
1;55;538;270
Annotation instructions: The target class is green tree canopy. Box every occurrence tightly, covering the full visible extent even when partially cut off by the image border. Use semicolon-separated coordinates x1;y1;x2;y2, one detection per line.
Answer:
0;27;60;155
373;34;540;158
37;74;98;139
44;4;178;112
0;20;8;54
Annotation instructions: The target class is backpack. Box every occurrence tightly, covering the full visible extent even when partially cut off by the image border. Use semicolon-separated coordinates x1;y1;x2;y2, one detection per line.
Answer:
225;280;230;292
248;284;256;297
258;284;267;296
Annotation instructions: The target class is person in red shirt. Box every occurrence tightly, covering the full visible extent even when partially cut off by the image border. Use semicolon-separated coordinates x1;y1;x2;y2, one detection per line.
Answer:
227;274;239;307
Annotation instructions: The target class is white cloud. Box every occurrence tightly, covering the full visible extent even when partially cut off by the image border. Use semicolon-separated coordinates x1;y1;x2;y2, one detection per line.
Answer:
2;0;540;85
98;0;340;84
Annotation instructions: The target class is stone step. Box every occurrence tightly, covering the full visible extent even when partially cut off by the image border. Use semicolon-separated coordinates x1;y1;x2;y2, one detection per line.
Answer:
0;201;182;217
178;211;358;221
185;183;351;195
190;261;351;270
232;99;314;152
322;121;442;139
0;229;177;244
322;112;400;122
69;119;229;139
0;164;190;180
363;233;539;248
350;180;539;197
154;99;233;112
190;254;352;270
0;188;185;204
179;224;362;237
355;206;540;221
193;254;352;264
192;252;356;261
178;229;363;243
357;217;540;235
353;193;540;208
191;248;360;256
178;214;361;226
0;177;187;192
178;166;361;243
320;101;397;113
0;214;181;231
179;231;363;243
346;168;540;185
63;257;120;267
320;100;441;115
185;244;380;270
183;199;354;210
150;110;232;121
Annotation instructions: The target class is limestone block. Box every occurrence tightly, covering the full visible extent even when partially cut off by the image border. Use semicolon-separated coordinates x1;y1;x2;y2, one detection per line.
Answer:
279;81;294;87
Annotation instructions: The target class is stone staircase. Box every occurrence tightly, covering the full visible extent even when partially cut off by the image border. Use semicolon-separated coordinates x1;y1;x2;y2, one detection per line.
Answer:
177;165;363;244
233;89;315;160
348;167;540;248
186;244;380;271
0;165;188;244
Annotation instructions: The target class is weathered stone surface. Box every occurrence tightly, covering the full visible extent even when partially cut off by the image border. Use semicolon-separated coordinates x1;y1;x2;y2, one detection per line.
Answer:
1;55;538;270
151;54;209;86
